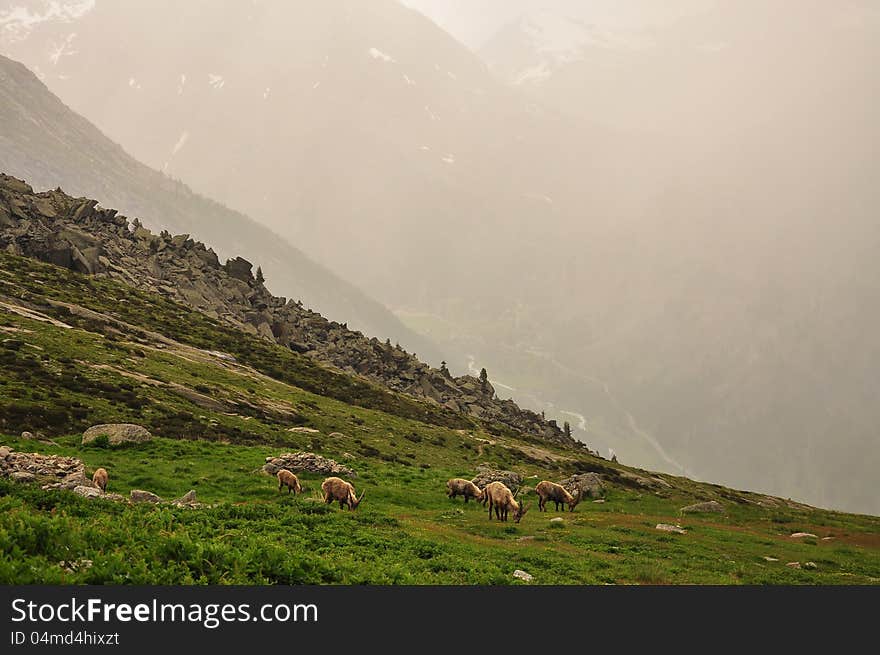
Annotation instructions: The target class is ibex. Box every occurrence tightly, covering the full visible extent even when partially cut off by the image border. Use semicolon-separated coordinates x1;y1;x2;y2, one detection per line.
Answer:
446;478;483;503
92;467;108;492
535;480;582;512
483;481;530;522
277;469;303;495
321;476;365;510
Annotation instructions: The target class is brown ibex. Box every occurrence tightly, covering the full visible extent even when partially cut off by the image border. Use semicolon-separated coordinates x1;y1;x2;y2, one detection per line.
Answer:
446;478;483;503
483;481;530;522
277;469;303;495
535;481;582;512
321;476;365;510
92;467;108;492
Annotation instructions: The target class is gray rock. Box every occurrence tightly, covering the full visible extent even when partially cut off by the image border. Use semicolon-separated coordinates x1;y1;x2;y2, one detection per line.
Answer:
73;486;103;499
786;562;802;569
130;489;163;504
0;446;11;459
262;452;356;478
656;523;687;534
681;501;725;514
20;431;35;440
513;570;534;582
11;471;35;483
803;562;818;570
550;517;564;523
173;490;198;505
790;532;818;539
471;465;522;492
559;472;605;498
82;423;152;446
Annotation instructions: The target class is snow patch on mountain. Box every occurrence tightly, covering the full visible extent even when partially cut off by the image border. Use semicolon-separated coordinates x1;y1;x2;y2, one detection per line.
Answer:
0;0;94;43
368;47;395;63
47;32;77;65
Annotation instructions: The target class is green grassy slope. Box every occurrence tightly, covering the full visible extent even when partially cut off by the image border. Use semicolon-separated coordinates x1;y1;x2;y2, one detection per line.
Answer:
1;253;878;584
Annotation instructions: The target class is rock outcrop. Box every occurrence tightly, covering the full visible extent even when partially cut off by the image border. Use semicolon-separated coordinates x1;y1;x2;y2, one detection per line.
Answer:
262;452;356;478
0;445;86;486
0;175;581;448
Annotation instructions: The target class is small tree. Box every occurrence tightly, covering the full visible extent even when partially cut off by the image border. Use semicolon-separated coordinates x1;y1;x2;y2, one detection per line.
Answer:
564;421;572;438
479;367;488;385
255;266;265;284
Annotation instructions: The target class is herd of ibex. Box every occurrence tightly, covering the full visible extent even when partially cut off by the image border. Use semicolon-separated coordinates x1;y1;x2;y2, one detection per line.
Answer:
88;466;576;524
271;468;579;524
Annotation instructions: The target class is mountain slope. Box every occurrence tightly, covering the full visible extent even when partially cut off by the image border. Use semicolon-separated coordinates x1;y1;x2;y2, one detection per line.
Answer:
0;173;578;446
1;250;878;585
0;53;441;362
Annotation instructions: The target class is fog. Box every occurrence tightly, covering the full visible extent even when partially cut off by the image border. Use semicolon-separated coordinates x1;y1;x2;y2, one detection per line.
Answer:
1;0;878;514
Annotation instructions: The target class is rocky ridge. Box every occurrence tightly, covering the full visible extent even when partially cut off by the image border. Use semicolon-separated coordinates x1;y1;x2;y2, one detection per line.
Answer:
0;175;581;448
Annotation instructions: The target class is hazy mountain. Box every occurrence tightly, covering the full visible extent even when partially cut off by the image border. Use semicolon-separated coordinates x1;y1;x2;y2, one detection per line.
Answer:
0;52;441;362
3;0;879;514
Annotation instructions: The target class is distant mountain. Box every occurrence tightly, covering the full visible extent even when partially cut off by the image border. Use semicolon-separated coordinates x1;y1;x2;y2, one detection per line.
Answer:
480;10;654;86
0;53;442;362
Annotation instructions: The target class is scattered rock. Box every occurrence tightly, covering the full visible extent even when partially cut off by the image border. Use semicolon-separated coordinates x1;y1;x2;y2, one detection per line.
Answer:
20;431;34;440
763;556;780;562
517;536;535;542
130;489;162;504
681;500;724;514
328;432;346;438
656;523;687;534
559;472;605;498
287;427;320;434
262;452;356;478
786;562;802;569
59;558;93;573
0;446;11;459
790;532;818;539
73;485;103;499
593;499;606;504
513;569;534;582
803;562;818;570
821;536;834;541
82;423;152;446
550;517;564;523
11;471;35;483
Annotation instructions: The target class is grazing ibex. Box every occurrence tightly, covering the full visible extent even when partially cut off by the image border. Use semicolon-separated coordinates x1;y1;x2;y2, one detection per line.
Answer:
446;478;483;503
277;469;303;495
535;481;582;512
321;476;365;510
483;481;530;523
92;467;108;492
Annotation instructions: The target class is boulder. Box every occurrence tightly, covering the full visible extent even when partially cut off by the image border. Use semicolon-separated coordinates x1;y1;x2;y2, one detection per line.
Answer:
790;532;818;539
130;489;163;504
656;523;687;534
20;431;35;440
73;486;103;499
559;473;605;498
471;465;522;492
513;570;534;582
82;424;152;446
173;490;198;505
11;471;35;483
550;517;564;523
681;501;725;514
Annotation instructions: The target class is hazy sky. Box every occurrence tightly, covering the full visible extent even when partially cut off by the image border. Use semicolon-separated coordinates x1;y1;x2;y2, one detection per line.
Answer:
400;0;715;48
